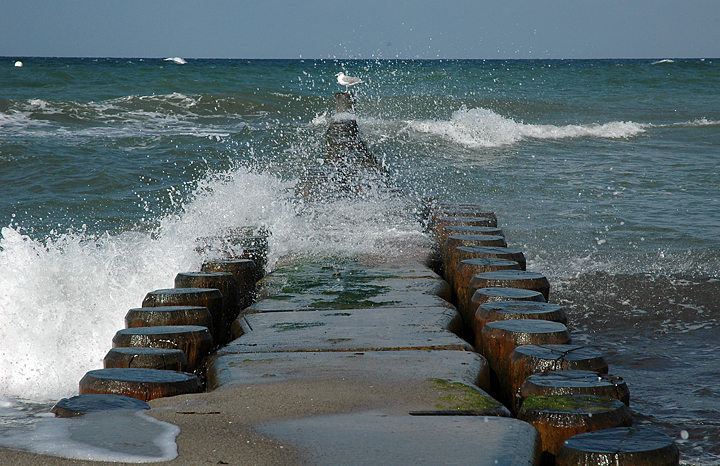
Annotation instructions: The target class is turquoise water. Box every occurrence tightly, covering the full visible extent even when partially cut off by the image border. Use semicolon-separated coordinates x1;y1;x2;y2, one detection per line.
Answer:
1;58;719;463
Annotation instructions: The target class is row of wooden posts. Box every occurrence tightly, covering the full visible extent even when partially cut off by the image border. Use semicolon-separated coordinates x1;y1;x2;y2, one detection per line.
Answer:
428;202;679;465
50;232;268;414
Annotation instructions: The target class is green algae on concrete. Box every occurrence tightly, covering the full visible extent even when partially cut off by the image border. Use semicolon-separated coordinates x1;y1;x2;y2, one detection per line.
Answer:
270;322;326;332
248;276;450;312
427;378;507;413
249;257;451;312
247;292;447;313
309;287;402;310
261;258;441;284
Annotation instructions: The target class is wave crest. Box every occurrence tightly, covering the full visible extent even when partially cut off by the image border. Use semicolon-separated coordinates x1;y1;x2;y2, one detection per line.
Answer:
406;107;647;148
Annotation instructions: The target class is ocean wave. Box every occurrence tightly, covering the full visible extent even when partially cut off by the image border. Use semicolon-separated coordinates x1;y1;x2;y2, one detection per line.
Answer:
5;92;266;121
0;93;255;140
0;166;425;401
405;107;647;148
0;168;290;401
26;99;63;114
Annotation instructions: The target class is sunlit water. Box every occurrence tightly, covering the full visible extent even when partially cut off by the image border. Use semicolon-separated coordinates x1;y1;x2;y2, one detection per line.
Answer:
1;58;718;463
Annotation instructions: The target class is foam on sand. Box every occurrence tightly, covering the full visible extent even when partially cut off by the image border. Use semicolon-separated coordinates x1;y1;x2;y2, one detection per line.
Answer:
0;408;179;462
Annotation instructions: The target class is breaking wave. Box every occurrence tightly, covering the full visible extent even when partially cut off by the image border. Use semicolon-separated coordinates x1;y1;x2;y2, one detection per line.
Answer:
406;107;647;148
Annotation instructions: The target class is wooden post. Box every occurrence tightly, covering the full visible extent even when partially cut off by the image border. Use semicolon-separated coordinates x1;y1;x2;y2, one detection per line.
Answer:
481;320;571;404
454;258;521;325
335;92;354;113
175;272;239;346
79;368;202;402
469;287;545;319
556;427;679;466
519;370;630;410
104;347;190;372
518;394;633;464
112;325;213;372
469;270;550;302
201;259;259;309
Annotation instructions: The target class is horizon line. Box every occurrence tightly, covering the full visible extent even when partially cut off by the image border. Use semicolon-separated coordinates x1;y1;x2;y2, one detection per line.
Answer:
3;56;717;61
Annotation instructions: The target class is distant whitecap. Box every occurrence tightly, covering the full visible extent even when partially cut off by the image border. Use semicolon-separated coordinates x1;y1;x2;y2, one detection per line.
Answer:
651;59;674;65
164;57;187;65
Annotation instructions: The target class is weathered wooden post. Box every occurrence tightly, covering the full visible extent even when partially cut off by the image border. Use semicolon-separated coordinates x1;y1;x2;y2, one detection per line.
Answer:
470;270;550;302
112;325;214;371
175;272;239;346
469;287;545;318
518;394;633;464
454;258;521;325
104;347;190;372
556;427;679;466
201;259;258;309
79;368;202;402
335;92;354;113
481;320;571;403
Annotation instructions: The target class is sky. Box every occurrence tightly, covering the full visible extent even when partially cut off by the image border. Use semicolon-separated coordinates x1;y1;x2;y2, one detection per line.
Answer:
1;0;718;59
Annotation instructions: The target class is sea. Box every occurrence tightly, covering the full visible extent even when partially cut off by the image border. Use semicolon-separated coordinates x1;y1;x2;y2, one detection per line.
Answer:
0;58;718;463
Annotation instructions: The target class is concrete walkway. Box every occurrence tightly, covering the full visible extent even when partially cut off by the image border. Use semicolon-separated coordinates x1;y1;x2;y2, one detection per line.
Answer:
143;255;541;465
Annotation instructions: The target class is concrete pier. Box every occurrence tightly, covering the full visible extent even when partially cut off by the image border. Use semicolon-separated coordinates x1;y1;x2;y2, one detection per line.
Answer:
3;92;680;466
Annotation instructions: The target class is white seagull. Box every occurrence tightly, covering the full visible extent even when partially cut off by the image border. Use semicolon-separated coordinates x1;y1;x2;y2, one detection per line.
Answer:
335;72;364;92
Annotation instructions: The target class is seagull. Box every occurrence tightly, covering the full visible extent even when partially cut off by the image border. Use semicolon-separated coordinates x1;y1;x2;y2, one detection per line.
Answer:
335;72;364;92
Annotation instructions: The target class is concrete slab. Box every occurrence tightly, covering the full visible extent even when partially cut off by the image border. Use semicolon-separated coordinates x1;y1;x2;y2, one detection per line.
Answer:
249;276;451;312
237;304;463;335
225;307;472;353
260;259;441;283
206;349;490;391
206;350;508;416
257;412;541;466
249;258;451;312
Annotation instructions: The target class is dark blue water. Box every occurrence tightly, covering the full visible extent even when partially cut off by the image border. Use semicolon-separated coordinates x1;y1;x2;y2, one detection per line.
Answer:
1;58;719;463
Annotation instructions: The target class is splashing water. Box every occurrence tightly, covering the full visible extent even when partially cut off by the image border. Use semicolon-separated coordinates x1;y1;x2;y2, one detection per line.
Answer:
0;166;425;403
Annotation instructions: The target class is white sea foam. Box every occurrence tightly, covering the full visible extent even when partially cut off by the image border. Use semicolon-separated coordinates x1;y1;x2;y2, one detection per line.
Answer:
0;226;189;401
26;99;60;113
0;165;427;460
0;410;179;462
164;57;187;65
406;107;647;148
310;111;330;126
0;109;54;134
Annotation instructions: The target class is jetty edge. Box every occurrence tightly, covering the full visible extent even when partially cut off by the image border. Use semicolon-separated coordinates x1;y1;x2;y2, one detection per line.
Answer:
0;91;679;465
